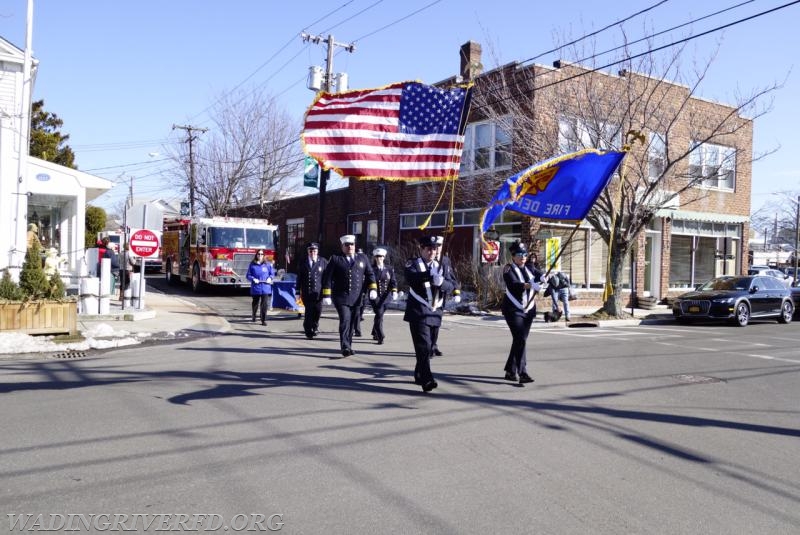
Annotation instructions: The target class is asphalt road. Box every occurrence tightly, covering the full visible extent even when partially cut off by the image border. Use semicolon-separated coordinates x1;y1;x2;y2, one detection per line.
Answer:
1;277;799;534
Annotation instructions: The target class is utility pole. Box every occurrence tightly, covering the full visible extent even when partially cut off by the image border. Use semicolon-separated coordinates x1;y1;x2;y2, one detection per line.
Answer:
172;124;208;217
302;33;355;245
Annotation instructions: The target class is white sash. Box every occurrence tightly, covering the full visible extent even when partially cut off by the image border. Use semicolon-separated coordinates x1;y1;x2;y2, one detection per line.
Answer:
411;258;443;311
505;265;535;312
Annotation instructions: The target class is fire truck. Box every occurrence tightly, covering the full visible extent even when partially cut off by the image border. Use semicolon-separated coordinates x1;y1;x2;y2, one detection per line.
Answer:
161;216;278;292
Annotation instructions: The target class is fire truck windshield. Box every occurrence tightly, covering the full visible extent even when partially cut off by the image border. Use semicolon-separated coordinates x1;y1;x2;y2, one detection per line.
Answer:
245;228;274;249
206;227;274;249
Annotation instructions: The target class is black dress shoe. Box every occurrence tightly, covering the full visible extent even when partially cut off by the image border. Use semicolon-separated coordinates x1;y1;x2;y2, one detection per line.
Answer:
305;333;314;339
433;348;443;356
341;349;353;357
518;373;534;384
376;338;384;345
354;331;362;337
261;320;266;326
504;372;519;382
414;376;423;385
422;380;438;392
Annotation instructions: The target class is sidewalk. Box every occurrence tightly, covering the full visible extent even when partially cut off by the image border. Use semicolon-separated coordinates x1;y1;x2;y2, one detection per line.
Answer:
0;293;674;359
0;293;233;360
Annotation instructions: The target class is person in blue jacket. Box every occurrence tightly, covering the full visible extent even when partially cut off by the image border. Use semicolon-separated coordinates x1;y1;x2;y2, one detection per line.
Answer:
246;249;275;326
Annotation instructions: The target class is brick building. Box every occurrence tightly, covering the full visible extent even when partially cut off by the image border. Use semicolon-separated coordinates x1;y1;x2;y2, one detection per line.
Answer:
234;41;752;307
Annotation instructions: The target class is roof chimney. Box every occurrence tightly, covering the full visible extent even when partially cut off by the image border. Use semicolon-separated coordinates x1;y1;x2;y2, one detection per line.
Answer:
460;41;483;81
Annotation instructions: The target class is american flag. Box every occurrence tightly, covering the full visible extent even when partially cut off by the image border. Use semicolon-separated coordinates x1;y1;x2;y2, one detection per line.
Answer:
302;81;472;181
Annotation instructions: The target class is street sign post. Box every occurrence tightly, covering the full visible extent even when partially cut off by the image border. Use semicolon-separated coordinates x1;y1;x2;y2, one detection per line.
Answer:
130;228;160;258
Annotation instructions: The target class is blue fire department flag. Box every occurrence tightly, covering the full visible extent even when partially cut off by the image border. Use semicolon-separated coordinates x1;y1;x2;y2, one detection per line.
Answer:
480;148;626;236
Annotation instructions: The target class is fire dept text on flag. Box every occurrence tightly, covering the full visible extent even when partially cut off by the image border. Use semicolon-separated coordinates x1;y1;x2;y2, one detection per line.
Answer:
302;81;472;181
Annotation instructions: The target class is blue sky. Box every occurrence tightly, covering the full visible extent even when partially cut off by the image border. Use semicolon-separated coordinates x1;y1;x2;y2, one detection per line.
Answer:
1;0;798;215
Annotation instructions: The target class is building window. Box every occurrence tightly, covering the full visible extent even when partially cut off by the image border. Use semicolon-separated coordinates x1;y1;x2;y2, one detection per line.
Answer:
286;218;305;264
399;209;481;229
367;219;378;249
688;142;735;190
558;116;621;153
459;119;512;176
669;219;741;287
648;132;666;181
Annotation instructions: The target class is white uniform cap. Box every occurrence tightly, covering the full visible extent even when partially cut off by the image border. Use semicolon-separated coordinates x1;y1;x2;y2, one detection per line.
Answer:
372;247;387;256
433;236;445;246
340;234;356;244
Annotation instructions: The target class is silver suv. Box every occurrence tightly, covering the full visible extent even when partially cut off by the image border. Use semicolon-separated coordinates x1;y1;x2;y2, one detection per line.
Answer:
747;266;794;287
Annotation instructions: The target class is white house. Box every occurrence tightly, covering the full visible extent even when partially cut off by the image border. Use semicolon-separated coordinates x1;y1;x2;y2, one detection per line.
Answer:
0;36;112;278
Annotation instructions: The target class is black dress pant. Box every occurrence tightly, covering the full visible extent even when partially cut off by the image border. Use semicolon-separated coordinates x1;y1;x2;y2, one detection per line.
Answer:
503;310;534;375
252;295;269;323
303;297;322;336
334;302;359;352
371;301;387;341
409;322;435;384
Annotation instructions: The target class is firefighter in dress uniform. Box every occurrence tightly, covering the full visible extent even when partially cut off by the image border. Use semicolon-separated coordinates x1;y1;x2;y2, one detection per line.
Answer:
429;235;461;357
404;235;456;392
502;241;540;384
296;242;327;339
369;247;398;345
322;235;377;357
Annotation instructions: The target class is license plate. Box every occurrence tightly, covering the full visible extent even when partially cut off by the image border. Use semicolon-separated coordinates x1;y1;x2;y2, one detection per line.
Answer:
688;305;700;313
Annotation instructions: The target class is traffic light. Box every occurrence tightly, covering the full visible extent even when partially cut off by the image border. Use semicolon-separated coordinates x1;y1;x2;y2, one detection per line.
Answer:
304;156;319;188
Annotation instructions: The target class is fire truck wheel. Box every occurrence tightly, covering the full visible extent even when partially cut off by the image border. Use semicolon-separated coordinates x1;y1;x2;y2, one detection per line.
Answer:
191;263;202;293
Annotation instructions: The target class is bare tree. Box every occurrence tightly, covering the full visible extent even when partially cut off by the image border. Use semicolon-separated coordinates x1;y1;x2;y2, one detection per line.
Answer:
471;31;781;316
168;89;301;217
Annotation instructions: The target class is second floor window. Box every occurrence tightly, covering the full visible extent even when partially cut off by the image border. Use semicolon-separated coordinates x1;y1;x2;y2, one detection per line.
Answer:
558;116;620;154
459;120;512;176
648;132;666;181
689;142;735;190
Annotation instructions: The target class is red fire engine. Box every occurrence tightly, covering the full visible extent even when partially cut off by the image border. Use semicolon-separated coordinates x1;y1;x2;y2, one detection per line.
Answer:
162;216;278;292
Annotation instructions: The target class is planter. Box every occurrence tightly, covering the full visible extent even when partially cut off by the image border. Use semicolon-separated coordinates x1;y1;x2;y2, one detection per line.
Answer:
0;300;78;336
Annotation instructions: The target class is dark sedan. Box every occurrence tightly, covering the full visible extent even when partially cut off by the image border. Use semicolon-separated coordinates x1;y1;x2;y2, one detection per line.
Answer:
672;275;794;326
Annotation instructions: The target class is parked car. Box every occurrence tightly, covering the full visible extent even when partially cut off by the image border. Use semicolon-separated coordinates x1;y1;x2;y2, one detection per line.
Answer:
781;266;800;285
792;287;800;318
747;266;793;287
672;275;794;326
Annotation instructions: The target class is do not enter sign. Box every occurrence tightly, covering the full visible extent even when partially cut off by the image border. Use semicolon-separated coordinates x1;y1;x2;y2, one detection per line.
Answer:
481;240;500;263
130;228;160;257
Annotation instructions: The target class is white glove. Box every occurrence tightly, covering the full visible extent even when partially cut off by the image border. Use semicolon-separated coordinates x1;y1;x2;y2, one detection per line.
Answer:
532;282;541;293
432;273;444;286
453;295;461;303
265;277;273;284
323;297;332;306
369;289;378;301
391;291;398;301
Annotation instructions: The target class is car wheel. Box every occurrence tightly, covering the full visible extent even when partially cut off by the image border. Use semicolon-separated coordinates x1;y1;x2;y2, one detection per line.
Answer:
778;300;793;324
191;263;202;293
733;302;749;327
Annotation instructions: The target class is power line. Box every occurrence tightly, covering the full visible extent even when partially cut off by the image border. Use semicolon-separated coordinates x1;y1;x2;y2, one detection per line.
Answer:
568;0;756;66
484;0;759;108
351;0;443;42
473;0;800;113
186;1;358;125
520;0;671;64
